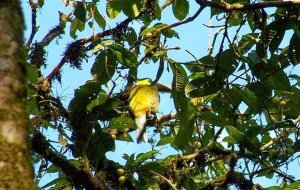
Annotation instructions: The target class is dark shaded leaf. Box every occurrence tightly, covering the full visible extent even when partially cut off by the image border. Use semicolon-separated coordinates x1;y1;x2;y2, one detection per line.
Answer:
172;0;189;21
91;49;117;84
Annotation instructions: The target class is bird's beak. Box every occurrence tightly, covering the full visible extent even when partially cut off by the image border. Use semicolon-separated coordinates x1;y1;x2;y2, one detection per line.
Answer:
155;82;172;93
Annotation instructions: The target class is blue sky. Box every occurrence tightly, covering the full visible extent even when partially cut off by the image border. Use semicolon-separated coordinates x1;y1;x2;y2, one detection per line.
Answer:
21;0;300;188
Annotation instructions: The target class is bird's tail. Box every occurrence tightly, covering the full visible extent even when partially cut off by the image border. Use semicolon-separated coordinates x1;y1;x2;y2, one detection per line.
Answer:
135;114;147;143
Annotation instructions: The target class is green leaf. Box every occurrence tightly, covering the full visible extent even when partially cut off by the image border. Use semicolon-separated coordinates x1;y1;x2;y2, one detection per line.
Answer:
263;68;291;91
217;49;238;79
109;117;136;131
42;175;70;189
26;63;38;84
69;81;102;112
91;49;116;84
123;27;137;46
121;0;142;19
98;98;125;120
225;126;258;152
156;136;174;146
154;2;161;20
92;6;106;29
139;162;168;174
153;23;176;38
200;111;231;126
264;187;282;190
173;102;195;150
238;33;259;54
141;27;159;36
228;85;260;113
172;0;189;21
74;1;86;22
124;153;135;168
257;19;287;56
228;11;243;26
109;44;137;67
289;33;300;65
284;181;300;190
169;62;188;116
70;18;85;39
134;150;158;166
106;0;121;19
86;128;115;166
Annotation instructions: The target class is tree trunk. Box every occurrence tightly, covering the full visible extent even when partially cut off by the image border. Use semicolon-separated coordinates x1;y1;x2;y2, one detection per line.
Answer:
0;0;36;189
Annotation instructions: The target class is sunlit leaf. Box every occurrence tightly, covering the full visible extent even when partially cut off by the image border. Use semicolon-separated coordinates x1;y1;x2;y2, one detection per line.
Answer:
121;0;142;19
109;44;137;67
106;0;121;19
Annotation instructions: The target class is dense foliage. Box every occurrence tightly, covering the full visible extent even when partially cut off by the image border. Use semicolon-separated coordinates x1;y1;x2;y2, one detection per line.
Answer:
26;0;300;189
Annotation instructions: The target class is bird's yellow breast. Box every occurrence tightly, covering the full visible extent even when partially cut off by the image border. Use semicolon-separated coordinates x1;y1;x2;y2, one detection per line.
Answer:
129;84;159;118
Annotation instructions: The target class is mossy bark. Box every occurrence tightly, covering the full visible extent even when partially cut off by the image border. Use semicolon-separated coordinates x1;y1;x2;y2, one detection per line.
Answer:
0;0;36;189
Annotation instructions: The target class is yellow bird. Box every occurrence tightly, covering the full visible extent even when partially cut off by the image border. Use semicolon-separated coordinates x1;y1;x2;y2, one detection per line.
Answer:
129;79;159;143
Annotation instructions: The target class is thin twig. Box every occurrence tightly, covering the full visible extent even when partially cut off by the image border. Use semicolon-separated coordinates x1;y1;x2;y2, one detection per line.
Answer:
25;0;38;48
196;0;300;12
149;170;178;190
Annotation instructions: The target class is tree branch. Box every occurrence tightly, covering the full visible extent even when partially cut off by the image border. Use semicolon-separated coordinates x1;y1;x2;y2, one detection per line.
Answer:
39;12;71;47
25;0;37;48
196;0;300;12
32;132;106;190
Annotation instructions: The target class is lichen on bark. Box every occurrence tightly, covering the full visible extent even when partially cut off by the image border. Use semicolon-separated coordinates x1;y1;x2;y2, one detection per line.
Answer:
0;0;36;189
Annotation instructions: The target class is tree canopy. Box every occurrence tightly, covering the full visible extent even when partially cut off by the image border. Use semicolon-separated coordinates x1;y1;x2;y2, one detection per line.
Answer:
19;0;300;189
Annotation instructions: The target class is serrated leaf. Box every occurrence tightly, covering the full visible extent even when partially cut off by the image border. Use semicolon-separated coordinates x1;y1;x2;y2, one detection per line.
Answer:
172;0;189;21
91;49;116;84
289;33;300;65
169;62;188;116
106;0;121;19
